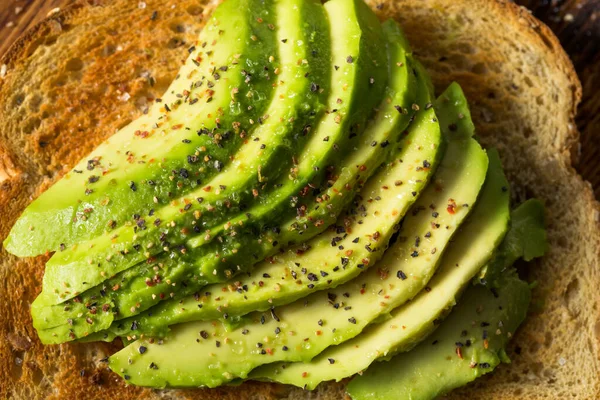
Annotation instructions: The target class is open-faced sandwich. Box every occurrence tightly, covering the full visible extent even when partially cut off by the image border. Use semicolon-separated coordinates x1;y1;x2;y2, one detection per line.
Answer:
1;0;598;399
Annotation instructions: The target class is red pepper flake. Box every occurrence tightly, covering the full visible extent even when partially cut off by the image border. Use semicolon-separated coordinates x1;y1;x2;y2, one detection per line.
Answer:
302;372;308;378
456;346;463;359
447;199;457;214
203;186;212;192
172;124;183;130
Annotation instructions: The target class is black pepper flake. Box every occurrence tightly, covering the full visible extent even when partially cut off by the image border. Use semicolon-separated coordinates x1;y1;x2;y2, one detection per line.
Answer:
282;346;288;351
270;308;280;322
129;181;137;192
216;340;221;348
397;270;407;280
423;160;431;168
88;175;99;184
432;212;439;218
328;358;335;364
307;273;318;282
348;317;357;324
346;56;354;63
138;346;147;354
131;321;139;330
200;330;209;339
149;362;158;369
150;10;158;20
242;329;249;335
479;363;491;369
411;251;419;258
124;375;130;380
260;315;266;325
310;82;319;92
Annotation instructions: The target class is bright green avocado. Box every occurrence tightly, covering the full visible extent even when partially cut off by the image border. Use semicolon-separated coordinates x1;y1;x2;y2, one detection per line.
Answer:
4;0;280;256
34;0;388;307
255;147;511;388
82;48;443;342
346;271;531;400
107;83;489;388
32;17;418;343
32;0;391;342
35;0;331;305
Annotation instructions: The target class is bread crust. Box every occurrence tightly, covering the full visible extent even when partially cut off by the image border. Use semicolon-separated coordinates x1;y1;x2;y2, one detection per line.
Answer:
1;0;598;399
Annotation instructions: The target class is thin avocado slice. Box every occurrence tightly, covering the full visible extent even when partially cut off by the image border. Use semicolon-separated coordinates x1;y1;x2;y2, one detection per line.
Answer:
84;53;442;342
344;199;547;400
32;0;390;341
37;0;331;305
257;148;510;388
4;0;279;256
35;0;387;305
346;272;531;400
107;87;488;388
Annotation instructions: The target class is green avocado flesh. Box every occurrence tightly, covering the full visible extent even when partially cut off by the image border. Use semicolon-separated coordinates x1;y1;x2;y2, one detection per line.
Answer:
37;0;332;304
5;0;549;395
254;148;510;388
34;0;388;309
5;0;281;257
32;0;393;343
108;85;489;387
346;272;531;400
84;54;441;342
32;1;404;343
345;200;547;400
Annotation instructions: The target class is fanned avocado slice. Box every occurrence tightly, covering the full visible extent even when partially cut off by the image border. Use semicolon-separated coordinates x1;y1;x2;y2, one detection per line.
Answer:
37;0;331;305
346;271;531;400
35;0;387;305
4;0;280;256
346;197;547;400
257;147;510;388
32;0;390;342
107;82;489;389
83;44;442;342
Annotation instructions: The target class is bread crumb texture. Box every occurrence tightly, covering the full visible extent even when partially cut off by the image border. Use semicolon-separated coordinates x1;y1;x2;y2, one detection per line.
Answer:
0;0;598;399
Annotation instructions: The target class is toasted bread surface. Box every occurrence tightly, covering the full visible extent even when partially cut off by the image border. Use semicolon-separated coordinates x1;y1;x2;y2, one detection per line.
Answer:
0;0;598;399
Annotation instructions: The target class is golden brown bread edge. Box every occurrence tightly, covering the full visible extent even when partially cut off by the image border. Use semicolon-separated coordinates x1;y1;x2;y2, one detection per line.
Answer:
0;0;599;398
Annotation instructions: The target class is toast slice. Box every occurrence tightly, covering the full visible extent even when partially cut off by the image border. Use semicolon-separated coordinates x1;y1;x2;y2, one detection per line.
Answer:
0;0;598;399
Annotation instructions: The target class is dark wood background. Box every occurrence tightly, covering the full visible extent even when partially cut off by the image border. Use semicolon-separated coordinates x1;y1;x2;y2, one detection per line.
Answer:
1;0;598;198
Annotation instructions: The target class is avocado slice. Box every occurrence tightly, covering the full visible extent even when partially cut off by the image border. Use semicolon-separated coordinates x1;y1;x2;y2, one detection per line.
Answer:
33;20;419;343
34;0;387;306
346;197;547;400
107;84;489;388
346;271;531;400
4;0;280;256
32;0;390;342
255;148;510;388
81;51;442;342
35;0;332;305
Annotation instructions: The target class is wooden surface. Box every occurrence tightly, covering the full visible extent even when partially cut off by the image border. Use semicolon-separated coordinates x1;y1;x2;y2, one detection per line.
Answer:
1;0;599;198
